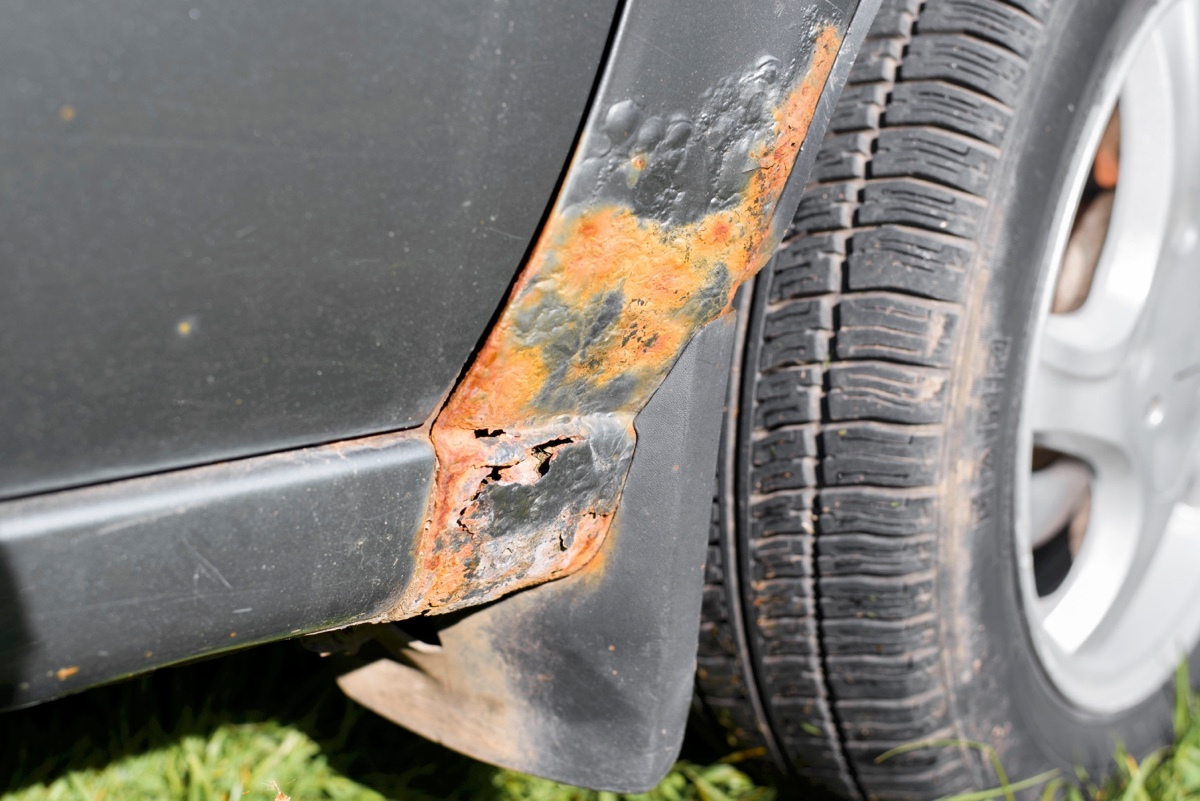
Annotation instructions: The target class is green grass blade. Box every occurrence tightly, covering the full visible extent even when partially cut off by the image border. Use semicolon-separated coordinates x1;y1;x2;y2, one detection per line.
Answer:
1175;658;1194;740
1039;777;1085;801
875;738;995;764
937;770;1061;801
876;737;1018;800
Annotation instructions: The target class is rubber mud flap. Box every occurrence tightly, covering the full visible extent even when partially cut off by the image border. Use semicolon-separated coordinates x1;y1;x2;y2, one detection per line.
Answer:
337;315;736;793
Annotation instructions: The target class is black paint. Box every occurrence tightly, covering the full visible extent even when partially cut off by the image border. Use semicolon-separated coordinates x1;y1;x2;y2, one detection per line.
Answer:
0;0;617;499
0;433;432;708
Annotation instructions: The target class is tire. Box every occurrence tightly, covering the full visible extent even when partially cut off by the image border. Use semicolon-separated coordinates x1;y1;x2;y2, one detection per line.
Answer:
694;0;1200;798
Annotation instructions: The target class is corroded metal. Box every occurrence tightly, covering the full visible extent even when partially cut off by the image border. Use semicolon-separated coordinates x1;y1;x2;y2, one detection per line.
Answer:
340;314;742;792
392;24;844;617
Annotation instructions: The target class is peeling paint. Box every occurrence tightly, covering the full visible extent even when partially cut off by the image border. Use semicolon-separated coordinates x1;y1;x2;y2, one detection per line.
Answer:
392;25;843;617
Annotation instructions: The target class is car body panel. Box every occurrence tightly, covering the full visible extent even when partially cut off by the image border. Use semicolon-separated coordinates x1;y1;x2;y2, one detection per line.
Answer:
344;0;877;789
0;0;879;790
391;0;854;620
0;0;616;499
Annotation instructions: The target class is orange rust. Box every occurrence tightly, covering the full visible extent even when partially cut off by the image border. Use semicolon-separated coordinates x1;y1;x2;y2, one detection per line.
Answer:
441;25;840;430
393;25;843;617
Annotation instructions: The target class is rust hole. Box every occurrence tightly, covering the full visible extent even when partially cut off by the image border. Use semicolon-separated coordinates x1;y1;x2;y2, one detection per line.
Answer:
474;428;505;438
532;437;575;477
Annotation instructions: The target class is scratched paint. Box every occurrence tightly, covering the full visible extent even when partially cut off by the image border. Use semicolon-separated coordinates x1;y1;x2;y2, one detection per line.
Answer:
391;25;843;617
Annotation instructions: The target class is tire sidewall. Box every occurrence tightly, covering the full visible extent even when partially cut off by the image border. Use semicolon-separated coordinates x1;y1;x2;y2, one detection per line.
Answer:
942;0;1196;781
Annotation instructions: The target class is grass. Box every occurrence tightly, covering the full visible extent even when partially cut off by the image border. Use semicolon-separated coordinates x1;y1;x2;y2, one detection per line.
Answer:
0;640;772;801
1035;662;1200;801
4;640;1200;801
874;663;1200;801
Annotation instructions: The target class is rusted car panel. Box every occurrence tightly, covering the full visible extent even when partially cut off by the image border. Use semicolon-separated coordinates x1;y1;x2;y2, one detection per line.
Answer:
1;0;878;786
396;14;847;618
334;0;878;790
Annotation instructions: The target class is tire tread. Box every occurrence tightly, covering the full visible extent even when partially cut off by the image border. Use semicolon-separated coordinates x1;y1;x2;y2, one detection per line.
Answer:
697;0;1045;795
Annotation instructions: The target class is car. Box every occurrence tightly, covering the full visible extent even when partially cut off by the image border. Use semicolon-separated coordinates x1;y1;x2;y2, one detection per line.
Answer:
3;0;1199;798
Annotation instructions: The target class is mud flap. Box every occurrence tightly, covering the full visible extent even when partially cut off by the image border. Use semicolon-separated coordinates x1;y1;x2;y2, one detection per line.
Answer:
337;315;736;792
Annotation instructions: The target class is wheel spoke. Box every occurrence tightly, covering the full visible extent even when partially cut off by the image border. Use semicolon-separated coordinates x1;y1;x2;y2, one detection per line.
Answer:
1027;352;1135;466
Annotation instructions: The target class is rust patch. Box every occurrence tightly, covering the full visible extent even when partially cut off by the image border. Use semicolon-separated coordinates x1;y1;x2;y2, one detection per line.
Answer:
392;25;843;617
